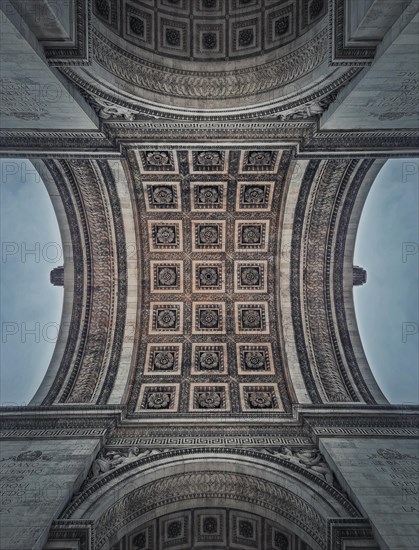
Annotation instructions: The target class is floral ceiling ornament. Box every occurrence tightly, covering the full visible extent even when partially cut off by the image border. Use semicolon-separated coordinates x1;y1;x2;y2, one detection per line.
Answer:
199;226;219;244
146;151;170;166
242;226;261;243
152;186;174;204
241;267;260;285
199;351;219;369
249;391;272;408
147;392;171;409
198;392;221;408
157;310;177;328
200;309;219;328
199;267;218;286
244;186;265;203
245;351;265;370
199;186;219;203
248;151;272;165
242;309;261;328
197;151;222;166
156;226;175;243
158;267;177;286
154;351;175;370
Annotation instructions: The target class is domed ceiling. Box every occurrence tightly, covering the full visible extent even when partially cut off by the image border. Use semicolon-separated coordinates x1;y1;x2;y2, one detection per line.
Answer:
66;0;347;119
93;0;327;64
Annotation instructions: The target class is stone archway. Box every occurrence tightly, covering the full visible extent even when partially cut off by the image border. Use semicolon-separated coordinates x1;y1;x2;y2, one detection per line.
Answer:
56;449;365;550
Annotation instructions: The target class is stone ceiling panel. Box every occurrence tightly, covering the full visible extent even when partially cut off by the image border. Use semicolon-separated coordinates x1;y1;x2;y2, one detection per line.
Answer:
127;147;293;416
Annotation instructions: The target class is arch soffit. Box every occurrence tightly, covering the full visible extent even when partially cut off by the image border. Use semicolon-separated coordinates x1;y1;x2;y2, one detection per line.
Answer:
62;450;360;550
32;153;388;409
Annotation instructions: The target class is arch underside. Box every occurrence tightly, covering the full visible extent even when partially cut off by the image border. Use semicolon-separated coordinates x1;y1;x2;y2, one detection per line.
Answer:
33;148;387;413
53;449;373;550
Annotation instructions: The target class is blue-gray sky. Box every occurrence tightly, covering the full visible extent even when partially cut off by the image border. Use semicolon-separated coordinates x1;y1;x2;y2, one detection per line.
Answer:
0;159;63;405
0;158;417;405
354;159;419;404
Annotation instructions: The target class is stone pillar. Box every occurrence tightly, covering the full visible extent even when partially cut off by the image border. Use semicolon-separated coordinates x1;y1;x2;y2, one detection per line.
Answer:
0;438;100;550
320;438;419;550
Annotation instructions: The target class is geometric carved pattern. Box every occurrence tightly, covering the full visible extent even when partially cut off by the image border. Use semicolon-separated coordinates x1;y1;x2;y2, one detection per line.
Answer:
191;344;227;375
192;302;226;334
189;383;231;412
234;261;268;293
99;1;321;61
149;302;184;334
137;150;179;174
236;182;275;211
129;148;291;415
143;182;182;212
235;221;270;252
148;221;184;252
136;383;180;412
239;383;283;411
118;508;311;550
150;261;184;293
160;511;191;549
190;182;227;211
230;510;260;549
144;344;183;376
192;221;226;252
234;303;270;334
236;344;275;375
192;261;225;293
239;150;281;173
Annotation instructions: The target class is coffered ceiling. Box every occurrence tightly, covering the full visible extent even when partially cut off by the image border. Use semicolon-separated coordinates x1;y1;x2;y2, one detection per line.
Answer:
93;0;327;63
126;148;292;415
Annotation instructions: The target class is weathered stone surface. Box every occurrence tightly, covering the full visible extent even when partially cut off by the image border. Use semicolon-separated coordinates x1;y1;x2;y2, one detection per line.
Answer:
321;438;419;550
0;439;100;550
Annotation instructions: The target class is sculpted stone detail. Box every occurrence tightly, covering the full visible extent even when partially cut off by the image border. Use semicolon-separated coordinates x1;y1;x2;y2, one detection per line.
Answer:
91;471;328;549
89;447;163;482
277;90;339;120
90;27;328;100
262;447;333;484
291;160;371;403
62;161;116;403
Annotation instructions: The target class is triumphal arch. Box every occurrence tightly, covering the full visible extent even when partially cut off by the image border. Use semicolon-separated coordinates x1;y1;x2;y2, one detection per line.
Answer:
0;0;418;548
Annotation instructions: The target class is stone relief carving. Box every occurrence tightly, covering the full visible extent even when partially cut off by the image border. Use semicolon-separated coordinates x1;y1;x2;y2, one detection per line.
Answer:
277;90;339;121
88;27;329;101
90;447;164;481
260;447;334;484
89;471;328;549
88;96;139;121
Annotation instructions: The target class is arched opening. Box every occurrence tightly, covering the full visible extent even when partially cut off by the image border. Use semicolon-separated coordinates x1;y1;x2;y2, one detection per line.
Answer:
0;158;65;405
55;449;365;550
354;159;419;404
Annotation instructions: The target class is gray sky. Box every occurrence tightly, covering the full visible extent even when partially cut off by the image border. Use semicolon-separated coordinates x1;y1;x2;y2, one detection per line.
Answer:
0;158;417;405
354;159;419;404
0;159;63;405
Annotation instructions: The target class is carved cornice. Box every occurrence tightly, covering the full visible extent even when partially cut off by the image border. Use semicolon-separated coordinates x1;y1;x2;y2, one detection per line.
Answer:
0;125;417;158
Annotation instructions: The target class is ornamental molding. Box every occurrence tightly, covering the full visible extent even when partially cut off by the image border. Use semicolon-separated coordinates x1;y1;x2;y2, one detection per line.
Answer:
328;0;375;66
1;406;418;443
291;159;387;404
61;448;360;549
44;0;92;66
89;26;329;101
0;126;418;158
39;160;127;405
